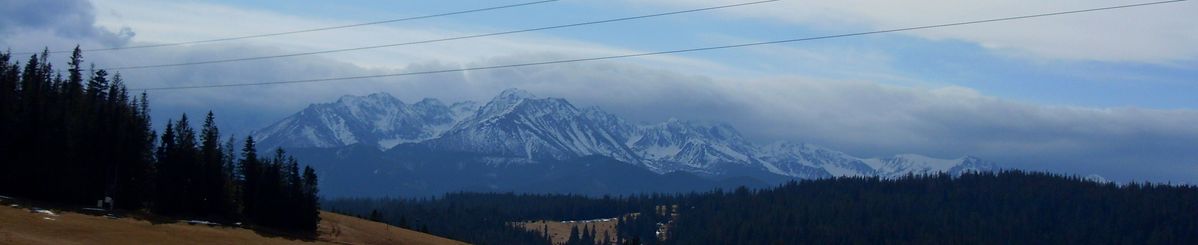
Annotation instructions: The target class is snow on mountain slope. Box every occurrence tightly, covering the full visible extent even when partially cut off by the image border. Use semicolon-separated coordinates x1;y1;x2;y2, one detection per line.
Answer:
255;93;476;150
863;154;998;177
423;89;642;163
762;142;1000;178
628;119;765;174
759;142;873;178
256;89;999;179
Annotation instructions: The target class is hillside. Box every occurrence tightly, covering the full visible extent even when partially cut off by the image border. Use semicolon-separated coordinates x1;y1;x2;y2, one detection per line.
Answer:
0;198;464;245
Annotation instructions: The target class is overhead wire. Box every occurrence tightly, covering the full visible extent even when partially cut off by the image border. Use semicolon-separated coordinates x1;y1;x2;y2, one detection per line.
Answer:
123;0;1188;91
10;0;562;55
99;0;782;70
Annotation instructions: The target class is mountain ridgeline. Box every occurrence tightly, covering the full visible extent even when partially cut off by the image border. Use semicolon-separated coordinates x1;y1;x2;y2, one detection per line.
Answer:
257;89;997;197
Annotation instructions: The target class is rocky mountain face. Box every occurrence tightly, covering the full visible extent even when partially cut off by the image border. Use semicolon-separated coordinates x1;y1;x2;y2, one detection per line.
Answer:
421;89;642;163
255;93;478;150
258;89;998;196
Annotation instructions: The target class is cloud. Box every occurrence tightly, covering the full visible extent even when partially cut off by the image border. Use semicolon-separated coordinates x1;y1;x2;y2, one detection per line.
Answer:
84;0;729;73
0;0;132;49
634;0;1198;63
517;66;1198;183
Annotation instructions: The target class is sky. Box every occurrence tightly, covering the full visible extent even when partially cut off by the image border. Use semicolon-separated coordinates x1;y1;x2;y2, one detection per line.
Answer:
1;0;1196;183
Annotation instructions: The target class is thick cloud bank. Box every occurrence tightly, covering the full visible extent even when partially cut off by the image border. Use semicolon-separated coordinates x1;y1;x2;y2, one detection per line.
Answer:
0;0;132;50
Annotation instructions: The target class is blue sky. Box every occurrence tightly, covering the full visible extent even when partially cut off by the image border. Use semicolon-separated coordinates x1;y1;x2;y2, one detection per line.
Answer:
2;0;1197;183
181;0;1198;109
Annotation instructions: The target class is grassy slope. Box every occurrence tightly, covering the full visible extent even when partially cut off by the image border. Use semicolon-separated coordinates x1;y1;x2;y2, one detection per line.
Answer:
515;219;617;245
0;201;465;245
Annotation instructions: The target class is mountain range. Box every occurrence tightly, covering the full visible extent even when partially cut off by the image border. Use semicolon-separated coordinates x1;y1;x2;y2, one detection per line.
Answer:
256;89;997;197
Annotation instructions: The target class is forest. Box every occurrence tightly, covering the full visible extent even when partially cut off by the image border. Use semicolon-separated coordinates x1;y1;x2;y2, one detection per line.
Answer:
0;48;320;233
328;171;1198;244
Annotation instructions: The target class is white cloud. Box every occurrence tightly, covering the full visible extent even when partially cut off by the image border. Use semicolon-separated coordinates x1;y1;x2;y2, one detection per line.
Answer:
84;0;730;72
636;0;1198;63
0;0;131;52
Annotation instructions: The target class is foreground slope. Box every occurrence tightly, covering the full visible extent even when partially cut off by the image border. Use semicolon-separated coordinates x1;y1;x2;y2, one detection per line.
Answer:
0;202;464;245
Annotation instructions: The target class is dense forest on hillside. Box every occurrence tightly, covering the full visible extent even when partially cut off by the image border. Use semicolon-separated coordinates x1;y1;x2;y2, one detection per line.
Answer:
0;48;320;233
327;193;674;244
328;171;1198;244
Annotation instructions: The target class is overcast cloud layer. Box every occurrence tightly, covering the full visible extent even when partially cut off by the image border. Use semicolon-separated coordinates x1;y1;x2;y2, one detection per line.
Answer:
638;0;1198;63
2;0;1195;184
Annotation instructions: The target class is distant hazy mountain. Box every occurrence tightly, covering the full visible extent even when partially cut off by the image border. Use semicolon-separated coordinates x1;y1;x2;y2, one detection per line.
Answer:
258;89;998;197
256;93;478;150
421;89;643;163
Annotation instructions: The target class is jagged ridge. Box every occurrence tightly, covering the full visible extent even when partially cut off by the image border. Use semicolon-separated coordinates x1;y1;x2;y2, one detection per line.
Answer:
256;89;998;179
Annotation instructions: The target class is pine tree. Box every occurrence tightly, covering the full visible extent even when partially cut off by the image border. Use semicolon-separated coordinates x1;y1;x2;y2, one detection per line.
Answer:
222;134;239;214
0;51;17;193
174;115;200;215
370;209;384;222
239;136;261;221
301;165;321;231
200;111;231;219
155;122;178;214
65;46;83;106
568;225;581;245
583;224;595;245
86;65;108;104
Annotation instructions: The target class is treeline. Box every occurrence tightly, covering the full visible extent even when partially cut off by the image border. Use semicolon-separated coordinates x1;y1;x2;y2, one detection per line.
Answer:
667;171;1198;244
0;48;319;233
328;171;1198;244
326;192;671;245
156;114;320;232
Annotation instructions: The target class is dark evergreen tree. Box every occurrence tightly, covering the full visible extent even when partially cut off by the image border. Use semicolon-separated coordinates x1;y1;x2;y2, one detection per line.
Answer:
0;48;319;234
174;115;201;215
86;65;107;104
199;111;235;219
325;172;1198;245
300;165;322;231
154;121;178;213
370;209;384;222
239;136;261;221
568;225;581;245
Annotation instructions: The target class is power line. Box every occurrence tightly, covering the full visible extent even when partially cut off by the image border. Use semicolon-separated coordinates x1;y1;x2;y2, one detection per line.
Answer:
132;0;1188;91
11;0;561;55
100;0;781;70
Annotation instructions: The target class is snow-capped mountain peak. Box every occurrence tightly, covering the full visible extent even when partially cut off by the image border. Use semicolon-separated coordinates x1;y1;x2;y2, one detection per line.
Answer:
496;88;537;100
256;89;998;180
863;154;998;177
758;141;875;178
255;92;475;151
427;90;641;163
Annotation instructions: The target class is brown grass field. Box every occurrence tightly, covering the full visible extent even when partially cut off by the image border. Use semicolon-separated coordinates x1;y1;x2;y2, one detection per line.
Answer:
515;205;678;245
514;217;622;245
0;198;466;245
